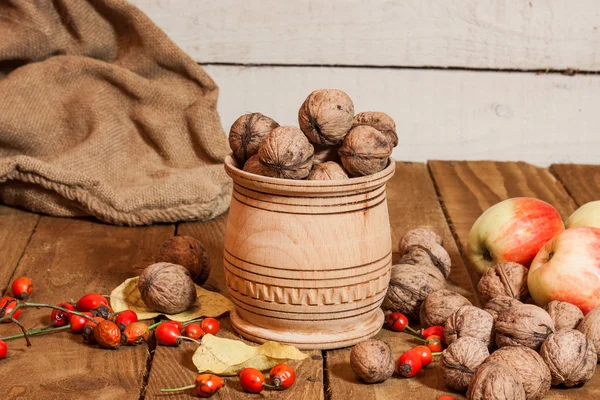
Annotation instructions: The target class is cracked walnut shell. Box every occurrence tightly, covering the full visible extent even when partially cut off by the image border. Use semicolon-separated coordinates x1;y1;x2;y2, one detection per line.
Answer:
441;336;489;391
351;111;398;148
545;300;584;331
307;161;348;180
444;305;494;348
338;126;392;177
350;339;395;383
298;89;354;146
477;262;529;303
495;304;555;350
138;263;197;314
467;362;526;400
229;113;279;165
420;289;472;328
540;329;597;387
258;126;314;179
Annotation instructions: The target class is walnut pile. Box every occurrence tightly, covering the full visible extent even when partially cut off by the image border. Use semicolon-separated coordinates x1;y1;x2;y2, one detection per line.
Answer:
485;346;551;400
540;329;597;387
545;300;584;331
351;111;398;148
258;126;314;179
242;154;268;176
138;263;197;314
350;339;395;383
338;126;392;176
495;304;555;350
397;228;451;278
307;161;348;181
441;336;489;391
228;112;279;165
312;144;340;165
577;305;600;359
298;89;354;146
397;228;442;253
467;361;526;400
155;236;210;285
483;296;523;321
444;305;494;348
477;262;529;303
420;289;472;328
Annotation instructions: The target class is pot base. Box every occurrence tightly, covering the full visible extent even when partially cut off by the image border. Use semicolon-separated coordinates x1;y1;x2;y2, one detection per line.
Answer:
229;308;384;350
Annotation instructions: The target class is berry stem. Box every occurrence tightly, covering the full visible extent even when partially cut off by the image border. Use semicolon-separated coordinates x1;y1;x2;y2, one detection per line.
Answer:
160;384;196;392
177;336;201;344
405;325;419;336
182;318;203;327
262;382;280;390
148;321;162;331
0;324;71;341
432;352;442;357
0;302;96;323
10;317;31;347
413;336;429;344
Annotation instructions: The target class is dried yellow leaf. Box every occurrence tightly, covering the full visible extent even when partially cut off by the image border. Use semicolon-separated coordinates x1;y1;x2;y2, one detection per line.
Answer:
192;334;308;375
110;277;233;322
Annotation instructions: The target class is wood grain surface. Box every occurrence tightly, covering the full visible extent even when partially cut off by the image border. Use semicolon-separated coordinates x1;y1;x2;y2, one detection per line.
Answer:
550;164;600;205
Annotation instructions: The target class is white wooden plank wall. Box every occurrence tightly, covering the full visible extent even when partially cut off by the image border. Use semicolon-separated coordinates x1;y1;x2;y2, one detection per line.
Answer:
132;0;600;166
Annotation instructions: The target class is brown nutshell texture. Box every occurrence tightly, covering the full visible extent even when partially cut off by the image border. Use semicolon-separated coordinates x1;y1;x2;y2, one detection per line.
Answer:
477;262;529;303
138;262;197;314
485;346;551;400
540;329;597;387
307;161;349;180
258;126;314;179
577;305;600;359
444;305;494;348
312;144;341;165
545;300;584;331
242;154;268;176
420;289;472;328
298;89;354;146
484;296;523;321
381;263;445;321
441;336;489;391
350;339;395;383
338;126;392;176
397;228;443;253
351;111;398;148
229;113;279;165
495;304;555;350
155;236;211;285
467;362;526;400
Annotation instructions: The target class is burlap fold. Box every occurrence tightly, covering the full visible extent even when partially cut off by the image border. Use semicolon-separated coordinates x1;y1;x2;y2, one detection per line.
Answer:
0;0;231;226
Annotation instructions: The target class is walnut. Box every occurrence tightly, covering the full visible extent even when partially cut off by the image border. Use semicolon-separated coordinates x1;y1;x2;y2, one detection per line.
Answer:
351;111;398;148
545;300;584;331
298;89;354;146
242;154;268;176
467;362;526;400
483;296;523;321
440;336;489;391
258;126;314;179
420;289;472;328
397;228;443;253
338;126;392;177
477;262;529;303
444;305;494;348
155;236;211;285
495;304;555;350
381;263;445;321
307;161;349;181
485;346;551;400
138;263;196;314
540;329;597;387
312;144;340;165
398;243;451;279
577;305;600;359
350;339;395;383
228;113;279;165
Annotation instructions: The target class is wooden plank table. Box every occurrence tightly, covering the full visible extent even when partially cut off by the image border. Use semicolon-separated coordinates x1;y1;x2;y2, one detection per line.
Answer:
0;161;598;400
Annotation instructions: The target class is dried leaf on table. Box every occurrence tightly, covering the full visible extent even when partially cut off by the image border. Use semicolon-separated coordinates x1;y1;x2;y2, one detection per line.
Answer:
192;334;308;375
110;277;233;321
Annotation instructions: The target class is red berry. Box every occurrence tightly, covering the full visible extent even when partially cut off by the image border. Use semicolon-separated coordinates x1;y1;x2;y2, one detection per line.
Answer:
76;293;108;312
269;364;296;390
422;326;445;340
200;318;220;335
412;345;433;367
438;397;457;400
0;296;21;322
184;323;205;340
397;350;423;378
384;311;409;332
425;335;443;353
94;320;122;349
51;302;75;327
163;320;183;332
0;340;7;359
239;367;265;393
194;374;224;397
11;277;33;300
69;312;93;333
155;322;181;346
82;316;104;343
123;322;150;345
114;310;138;330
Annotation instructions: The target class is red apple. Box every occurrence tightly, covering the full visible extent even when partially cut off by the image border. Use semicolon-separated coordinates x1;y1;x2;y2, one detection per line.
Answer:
528;226;600;314
566;200;600;229
467;197;564;276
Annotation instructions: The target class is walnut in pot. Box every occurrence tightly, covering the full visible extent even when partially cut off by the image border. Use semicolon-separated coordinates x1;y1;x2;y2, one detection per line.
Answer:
477;262;529;303
540;329;597;387
258;126;314;179
441;336;489;391
307;161;349;181
298;89;354;146
397;228;443;253
312;144;340;165
155;236;210;285
338;126;392;177
577;305;600;359
545;300;584;331
138;263;197;314
444;305;494;348
381;263;445;321
485;346;551;400
352;111;398;148
483;296;523;321
467;362;526;400
495;304;555;350
350;339;395;383
420;289;472;328
401;243;451;279
229;113;279;165
242;154;268;176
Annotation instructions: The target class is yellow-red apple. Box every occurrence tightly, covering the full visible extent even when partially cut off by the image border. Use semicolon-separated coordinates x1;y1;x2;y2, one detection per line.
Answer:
467;197;564;276
566;200;600;229
528;226;600;314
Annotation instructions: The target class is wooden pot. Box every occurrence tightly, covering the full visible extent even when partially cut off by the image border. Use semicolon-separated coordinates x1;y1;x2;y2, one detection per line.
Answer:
223;155;395;350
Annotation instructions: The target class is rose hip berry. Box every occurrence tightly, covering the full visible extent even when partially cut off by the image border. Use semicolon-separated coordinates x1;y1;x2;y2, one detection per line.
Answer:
184;323;205;340
76;293;108;312
91;304;113;320
397;350;423;378
421;326;445;340
269;364;296;390
51;302;75;327
82;316;104;343
412;345;434;367
161;374;224;397
200;318;220;335
424;335;443;352
155;322;181;346
239;367;266;393
0;296;21;322
0;340;7;359
384;311;418;335
163;320;183;332
69;312;93;333
11;276;33;300
438;397;457;400
94;320;122;349
122;322;150;345
114;310;138;330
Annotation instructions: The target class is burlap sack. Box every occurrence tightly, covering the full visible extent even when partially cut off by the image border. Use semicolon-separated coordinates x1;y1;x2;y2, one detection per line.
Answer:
0;0;231;226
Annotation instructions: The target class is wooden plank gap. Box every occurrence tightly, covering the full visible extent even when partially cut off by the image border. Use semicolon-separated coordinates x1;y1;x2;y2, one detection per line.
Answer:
322;350;332;400
138;336;158;400
1;215;40;296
